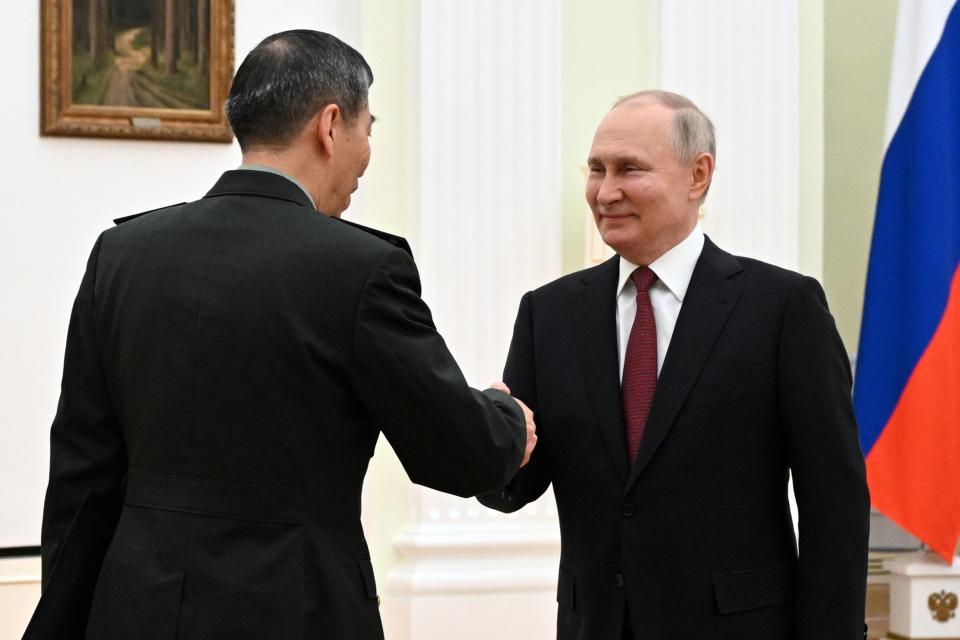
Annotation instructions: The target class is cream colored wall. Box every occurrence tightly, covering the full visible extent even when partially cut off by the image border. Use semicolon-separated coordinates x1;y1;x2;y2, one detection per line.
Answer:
823;0;898;353
360;0;414;238
0;558;40;640
560;0;646;274
357;0;415;591
799;1;825;280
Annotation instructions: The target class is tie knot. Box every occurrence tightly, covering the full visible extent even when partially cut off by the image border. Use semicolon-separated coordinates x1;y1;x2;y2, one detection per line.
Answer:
631;266;657;292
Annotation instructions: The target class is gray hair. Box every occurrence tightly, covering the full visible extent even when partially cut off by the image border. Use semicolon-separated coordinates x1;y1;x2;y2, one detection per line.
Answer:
226;30;373;151
614;90;716;164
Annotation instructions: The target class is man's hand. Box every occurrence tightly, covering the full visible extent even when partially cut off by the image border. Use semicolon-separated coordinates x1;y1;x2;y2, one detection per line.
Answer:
490;382;537;468
514;397;537;468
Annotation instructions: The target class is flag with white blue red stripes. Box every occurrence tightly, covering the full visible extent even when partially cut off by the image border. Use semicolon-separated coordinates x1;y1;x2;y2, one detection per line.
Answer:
854;0;960;563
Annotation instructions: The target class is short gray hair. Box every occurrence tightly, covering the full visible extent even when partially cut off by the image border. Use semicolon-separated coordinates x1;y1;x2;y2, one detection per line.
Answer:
614;90;716;164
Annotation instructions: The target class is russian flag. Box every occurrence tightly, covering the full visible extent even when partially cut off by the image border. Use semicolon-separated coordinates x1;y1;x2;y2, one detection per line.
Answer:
854;0;960;563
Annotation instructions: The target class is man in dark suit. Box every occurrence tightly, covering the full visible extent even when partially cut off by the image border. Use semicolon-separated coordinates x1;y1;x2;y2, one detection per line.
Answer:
30;30;534;639
479;90;870;639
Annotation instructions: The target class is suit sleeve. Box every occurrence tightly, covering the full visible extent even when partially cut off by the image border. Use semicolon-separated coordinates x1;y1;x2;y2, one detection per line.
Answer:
41;234;127;588
778;276;870;639
477;292;552;513
352;248;526;498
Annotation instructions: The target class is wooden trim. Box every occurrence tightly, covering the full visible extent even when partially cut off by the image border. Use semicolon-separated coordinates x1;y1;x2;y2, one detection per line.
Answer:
41;0;234;142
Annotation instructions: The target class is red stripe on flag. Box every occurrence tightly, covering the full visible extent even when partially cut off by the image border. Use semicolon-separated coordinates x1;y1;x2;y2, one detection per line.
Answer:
866;265;960;563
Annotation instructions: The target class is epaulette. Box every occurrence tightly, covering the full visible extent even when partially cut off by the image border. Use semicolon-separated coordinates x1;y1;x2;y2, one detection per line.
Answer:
113;202;186;225
337;219;413;257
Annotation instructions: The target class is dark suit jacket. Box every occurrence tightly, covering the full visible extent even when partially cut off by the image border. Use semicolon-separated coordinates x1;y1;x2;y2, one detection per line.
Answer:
30;170;525;640
479;238;870;640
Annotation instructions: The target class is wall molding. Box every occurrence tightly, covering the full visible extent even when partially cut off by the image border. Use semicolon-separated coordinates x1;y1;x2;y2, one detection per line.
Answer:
382;1;563;637
654;0;802;271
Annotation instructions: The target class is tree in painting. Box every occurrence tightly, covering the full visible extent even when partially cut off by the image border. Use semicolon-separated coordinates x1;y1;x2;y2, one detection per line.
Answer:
72;0;211;109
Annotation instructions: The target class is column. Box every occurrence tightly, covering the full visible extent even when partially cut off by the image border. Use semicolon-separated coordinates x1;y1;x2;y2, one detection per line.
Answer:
652;0;804;271
380;2;564;639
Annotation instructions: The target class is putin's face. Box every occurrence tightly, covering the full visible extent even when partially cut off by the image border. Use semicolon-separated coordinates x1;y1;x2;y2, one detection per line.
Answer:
586;101;704;265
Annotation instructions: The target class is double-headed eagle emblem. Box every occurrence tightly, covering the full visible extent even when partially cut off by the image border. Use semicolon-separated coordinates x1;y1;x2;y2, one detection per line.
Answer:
928;590;958;623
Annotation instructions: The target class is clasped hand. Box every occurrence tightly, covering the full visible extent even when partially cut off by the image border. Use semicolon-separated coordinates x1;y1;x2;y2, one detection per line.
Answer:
490;382;537;468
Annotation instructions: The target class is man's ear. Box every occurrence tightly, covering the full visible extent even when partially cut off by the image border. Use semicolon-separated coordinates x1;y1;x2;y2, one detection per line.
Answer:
689;152;714;201
315;103;342;158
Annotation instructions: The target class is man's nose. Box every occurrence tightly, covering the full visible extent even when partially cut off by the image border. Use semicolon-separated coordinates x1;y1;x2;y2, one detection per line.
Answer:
596;175;622;204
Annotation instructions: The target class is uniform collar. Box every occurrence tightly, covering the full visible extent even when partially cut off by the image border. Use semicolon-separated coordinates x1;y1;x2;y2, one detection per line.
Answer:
238;164;316;210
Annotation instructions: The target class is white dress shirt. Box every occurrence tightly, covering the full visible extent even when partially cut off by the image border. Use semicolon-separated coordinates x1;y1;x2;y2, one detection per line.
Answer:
617;225;705;380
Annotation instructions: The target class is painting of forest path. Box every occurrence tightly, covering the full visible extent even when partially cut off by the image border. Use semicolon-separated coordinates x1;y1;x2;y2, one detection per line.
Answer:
72;0;210;109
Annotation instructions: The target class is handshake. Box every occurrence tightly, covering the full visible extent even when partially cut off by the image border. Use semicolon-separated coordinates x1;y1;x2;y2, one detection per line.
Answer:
490;381;538;469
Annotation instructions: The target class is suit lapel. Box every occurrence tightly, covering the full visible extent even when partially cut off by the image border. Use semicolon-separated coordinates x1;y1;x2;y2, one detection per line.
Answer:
625;238;743;492
571;256;630;482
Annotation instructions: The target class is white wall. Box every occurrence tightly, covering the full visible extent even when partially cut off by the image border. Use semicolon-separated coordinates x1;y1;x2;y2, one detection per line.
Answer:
0;0;355;551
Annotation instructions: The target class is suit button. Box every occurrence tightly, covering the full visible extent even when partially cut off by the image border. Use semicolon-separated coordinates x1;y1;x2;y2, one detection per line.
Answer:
622;503;635;517
616;573;625;588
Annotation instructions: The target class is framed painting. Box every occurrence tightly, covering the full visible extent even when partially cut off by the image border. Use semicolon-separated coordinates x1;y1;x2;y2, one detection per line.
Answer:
41;0;234;142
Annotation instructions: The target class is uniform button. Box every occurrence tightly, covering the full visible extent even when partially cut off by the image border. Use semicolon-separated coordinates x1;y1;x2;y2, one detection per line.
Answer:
616;573;625;588
622;502;635;517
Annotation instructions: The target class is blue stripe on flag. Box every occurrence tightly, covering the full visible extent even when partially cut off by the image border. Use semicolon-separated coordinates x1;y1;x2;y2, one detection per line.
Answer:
854;0;960;455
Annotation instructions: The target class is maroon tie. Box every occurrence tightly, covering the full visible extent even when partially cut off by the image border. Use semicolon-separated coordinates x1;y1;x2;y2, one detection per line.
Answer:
622;267;658;465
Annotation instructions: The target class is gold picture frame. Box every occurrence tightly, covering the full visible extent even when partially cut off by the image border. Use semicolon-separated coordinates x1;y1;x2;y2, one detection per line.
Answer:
41;0;234;142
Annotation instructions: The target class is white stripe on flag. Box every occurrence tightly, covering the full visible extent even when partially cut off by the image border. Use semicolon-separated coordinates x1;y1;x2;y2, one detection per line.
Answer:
884;0;958;148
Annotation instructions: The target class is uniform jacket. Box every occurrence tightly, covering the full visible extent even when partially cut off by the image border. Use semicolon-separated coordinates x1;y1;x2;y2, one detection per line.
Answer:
29;170;525;639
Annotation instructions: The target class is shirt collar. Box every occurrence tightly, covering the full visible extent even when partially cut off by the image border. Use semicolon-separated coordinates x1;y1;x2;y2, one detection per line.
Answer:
238;164;316;210
617;225;705;302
